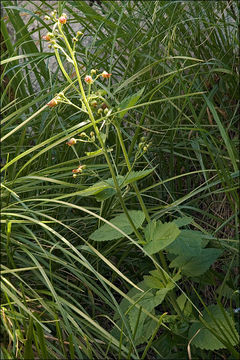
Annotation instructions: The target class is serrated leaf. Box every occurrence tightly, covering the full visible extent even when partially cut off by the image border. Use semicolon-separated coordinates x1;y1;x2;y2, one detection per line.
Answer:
112;281;169;346
128;287;168;344
166;230;205;257
173;217;193;227
169;248;223;277
189;305;239;350
143;275;163;289
118;87;145;119
78;176;124;201
121;169;154;187
143;221;181;255
144;270;181;290
94;176;125;201
95;188;116;201
144;219;159;244
89;210;145;241
177;294;192;317
76;182;112;197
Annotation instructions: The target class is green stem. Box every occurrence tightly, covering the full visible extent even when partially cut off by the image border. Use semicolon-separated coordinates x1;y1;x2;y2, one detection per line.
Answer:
114;122;150;222
57;23;144;243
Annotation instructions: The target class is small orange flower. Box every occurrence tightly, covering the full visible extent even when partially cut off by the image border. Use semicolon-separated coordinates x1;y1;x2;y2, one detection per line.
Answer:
84;75;93;84
47;98;58;107
59;14;67;24
72;165;85;174
101;71;111;79
66;138;77;146
42;33;51;41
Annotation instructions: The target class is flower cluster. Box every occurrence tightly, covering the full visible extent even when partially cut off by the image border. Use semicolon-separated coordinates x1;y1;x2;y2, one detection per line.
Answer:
84;70;111;85
72;164;86;178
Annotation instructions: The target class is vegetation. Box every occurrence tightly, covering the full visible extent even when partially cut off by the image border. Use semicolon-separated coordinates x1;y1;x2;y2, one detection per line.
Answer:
1;1;239;359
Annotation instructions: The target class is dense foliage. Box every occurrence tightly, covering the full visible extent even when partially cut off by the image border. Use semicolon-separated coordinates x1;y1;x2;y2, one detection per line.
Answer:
1;1;239;359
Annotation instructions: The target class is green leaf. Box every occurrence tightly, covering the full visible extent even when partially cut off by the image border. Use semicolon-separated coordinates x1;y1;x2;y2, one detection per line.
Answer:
143;221;181;255
121;169;154;187
189;305;239;350
169;248;223;277
144;269;181;290
118;87;145;119
173;217;193;227
122;282;168;345
23;317;34;359
71;176;125;201
204;96;238;172
94;188;116;202
143;275;163;289
166;230;206;257
85;149;104;156
95;176;124;201
75;182;112;197
176;294;192;317
89;210;145;241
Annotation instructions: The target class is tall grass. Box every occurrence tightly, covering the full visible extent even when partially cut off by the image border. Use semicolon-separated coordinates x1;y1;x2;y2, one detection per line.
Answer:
1;1;239;359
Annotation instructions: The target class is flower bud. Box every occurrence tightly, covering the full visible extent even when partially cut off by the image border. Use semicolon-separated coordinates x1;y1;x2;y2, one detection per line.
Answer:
143;146;148;151
79;132;87;137
47;98;58;107
90;131;95;137
104;108;109;115
77;31;83;36
44;15;50;20
97;108;103;114
66;138;77;146
84;75;93;84
90;100;97;107
101;103;108;110
91;69;97;75
101;71;111;78
42;33;51;41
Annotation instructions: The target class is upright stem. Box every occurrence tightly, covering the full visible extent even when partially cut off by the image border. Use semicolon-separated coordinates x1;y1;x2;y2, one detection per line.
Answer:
56;22;183;319
57;24;144;243
114;123;150;222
